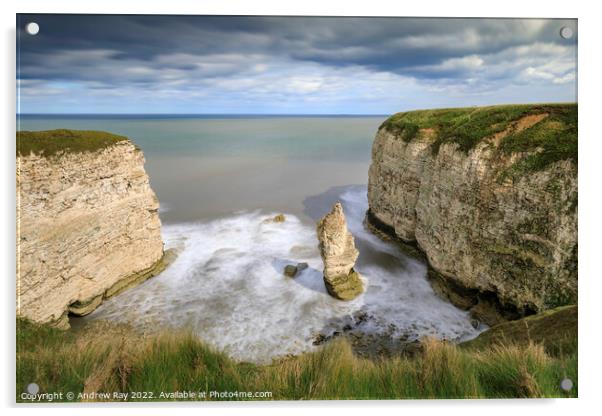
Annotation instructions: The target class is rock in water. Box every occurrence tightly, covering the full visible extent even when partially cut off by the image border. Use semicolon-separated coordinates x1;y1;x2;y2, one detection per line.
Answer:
284;262;308;278
270;214;286;223
283;265;298;277
317;202;364;300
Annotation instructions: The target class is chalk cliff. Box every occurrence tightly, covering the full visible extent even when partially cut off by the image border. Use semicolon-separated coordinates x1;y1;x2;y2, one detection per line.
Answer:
17;130;166;328
367;104;577;321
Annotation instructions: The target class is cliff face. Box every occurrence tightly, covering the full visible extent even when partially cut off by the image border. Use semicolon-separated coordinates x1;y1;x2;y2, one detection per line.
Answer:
17;130;165;328
368;104;577;317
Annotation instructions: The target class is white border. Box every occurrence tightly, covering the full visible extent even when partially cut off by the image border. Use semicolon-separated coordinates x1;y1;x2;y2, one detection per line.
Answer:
2;1;600;415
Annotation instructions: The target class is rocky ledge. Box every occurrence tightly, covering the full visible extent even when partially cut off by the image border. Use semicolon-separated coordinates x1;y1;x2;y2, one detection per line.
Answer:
17;129;168;328
367;104;577;324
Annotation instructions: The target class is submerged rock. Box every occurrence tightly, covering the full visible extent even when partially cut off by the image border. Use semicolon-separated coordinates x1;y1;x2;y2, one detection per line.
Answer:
317;202;364;300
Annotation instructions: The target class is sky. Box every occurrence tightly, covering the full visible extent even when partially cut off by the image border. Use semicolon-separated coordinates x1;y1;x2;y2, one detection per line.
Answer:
16;15;577;114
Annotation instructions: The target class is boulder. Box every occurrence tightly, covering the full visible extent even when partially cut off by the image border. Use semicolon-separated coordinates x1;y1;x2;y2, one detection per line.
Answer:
283;265;298;277
283;262;309;278
317;202;364;300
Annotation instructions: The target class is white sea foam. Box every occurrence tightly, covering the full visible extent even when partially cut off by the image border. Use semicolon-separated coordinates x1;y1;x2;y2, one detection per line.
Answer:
88;187;482;363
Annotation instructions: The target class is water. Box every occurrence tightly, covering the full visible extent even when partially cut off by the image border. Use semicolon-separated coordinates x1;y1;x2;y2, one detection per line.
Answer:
18;115;482;363
18;115;382;223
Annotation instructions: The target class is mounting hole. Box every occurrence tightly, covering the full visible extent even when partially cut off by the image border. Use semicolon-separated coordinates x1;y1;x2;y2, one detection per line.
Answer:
25;22;39;36
560;26;573;40
26;382;39;394
560;378;573;391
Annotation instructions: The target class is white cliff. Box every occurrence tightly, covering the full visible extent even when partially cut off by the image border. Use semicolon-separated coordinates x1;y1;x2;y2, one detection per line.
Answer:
17;131;167;328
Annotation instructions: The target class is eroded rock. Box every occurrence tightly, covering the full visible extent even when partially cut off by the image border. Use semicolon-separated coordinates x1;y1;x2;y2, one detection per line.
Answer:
317;202;364;300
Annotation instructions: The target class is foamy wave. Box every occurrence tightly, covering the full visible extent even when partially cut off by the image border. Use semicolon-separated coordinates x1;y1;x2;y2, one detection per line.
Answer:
88;187;481;363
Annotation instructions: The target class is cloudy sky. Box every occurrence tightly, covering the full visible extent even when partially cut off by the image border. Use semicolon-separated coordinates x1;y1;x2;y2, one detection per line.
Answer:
17;15;577;114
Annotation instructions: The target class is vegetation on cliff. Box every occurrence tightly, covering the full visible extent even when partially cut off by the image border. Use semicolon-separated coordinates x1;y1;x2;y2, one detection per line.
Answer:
17;311;577;401
461;305;577;356
380;103;577;174
17;129;128;157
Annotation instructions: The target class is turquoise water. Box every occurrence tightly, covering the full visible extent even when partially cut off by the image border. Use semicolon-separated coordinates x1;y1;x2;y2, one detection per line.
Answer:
18;115;385;223
18;115;482;362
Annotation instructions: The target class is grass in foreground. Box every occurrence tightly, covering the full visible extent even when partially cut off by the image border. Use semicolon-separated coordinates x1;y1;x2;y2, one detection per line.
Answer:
16;317;577;402
17;129;129;157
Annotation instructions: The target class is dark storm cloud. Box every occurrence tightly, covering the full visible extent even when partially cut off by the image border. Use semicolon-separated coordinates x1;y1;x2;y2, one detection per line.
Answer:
16;14;577;113
17;14;576;80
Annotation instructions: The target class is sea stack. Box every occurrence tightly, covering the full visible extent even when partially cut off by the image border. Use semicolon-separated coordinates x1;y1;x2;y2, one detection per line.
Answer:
317;202;364;300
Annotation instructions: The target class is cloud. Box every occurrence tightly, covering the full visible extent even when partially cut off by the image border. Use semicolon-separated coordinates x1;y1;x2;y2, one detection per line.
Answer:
414;55;485;75
16;15;577;113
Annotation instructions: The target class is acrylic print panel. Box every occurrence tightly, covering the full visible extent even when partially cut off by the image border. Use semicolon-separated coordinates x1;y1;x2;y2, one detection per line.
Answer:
16;14;577;402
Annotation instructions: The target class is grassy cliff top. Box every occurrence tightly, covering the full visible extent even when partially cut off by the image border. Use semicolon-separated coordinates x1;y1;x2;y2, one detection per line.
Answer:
461;305;577;357
380;103;577;173
17;129;129;157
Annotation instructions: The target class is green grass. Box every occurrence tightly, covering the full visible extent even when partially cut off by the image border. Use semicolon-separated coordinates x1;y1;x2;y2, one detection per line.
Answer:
499;105;577;177
17;129;129;157
462;305;577;356
380;103;577;174
16;313;577;402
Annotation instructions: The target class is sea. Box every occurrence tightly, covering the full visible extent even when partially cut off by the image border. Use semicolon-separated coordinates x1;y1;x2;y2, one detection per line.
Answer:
18;114;482;363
